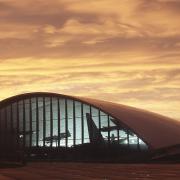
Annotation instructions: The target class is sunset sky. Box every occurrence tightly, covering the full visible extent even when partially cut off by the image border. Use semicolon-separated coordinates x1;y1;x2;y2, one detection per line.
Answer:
0;0;180;120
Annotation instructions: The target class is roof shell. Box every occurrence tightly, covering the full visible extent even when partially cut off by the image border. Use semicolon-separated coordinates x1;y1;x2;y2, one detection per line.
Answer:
0;92;180;150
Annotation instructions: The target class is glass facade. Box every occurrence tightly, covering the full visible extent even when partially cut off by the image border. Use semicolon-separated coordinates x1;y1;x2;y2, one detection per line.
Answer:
0;96;148;150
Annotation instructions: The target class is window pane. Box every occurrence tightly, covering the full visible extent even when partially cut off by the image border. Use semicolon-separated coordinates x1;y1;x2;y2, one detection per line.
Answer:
67;99;73;147
38;97;43;146
45;97;50;147
91;107;99;128
52;98;58;147
31;98;37;146
119;129;128;145
60;99;66;147
83;104;90;143
75;101;81;145
25;99;30;147
100;111;108;142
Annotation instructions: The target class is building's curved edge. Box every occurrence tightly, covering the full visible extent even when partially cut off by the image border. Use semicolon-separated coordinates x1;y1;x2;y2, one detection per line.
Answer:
82;98;180;150
0;92;152;149
0;92;180;151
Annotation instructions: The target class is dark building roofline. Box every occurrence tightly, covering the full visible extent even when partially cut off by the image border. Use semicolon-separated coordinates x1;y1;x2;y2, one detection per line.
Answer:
0;92;180;150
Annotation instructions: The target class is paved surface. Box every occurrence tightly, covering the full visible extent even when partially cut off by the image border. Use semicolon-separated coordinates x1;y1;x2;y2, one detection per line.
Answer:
0;162;180;179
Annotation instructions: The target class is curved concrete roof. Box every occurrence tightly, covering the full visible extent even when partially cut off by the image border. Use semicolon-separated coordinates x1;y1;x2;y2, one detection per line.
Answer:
1;92;180;150
78;97;180;150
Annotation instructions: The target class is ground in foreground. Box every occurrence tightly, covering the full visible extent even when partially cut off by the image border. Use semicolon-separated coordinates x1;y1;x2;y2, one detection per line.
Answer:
0;162;180;179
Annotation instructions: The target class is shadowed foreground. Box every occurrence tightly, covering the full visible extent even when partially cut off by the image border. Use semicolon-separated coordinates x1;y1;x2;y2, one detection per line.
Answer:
0;163;180;179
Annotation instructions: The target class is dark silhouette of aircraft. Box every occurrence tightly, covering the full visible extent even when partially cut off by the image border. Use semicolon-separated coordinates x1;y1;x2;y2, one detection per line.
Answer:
100;126;120;131
86;113;104;144
86;113;128;144
19;130;36;135
44;130;71;143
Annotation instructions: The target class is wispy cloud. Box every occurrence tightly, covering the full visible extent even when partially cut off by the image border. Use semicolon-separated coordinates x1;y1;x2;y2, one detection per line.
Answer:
0;0;180;120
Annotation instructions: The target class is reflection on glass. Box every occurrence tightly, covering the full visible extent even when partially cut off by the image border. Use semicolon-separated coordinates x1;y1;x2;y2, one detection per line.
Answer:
0;96;148;151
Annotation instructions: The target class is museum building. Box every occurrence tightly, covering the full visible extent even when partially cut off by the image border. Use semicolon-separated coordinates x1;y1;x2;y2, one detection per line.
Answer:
0;92;180;162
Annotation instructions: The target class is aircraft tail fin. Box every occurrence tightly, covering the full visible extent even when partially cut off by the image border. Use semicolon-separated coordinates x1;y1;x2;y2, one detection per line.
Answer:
86;113;104;144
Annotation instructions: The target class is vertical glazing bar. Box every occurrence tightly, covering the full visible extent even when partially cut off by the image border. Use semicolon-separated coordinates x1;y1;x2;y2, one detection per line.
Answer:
1;110;3;149
81;103;84;144
89;106;92;117
29;98;32;148
57;98;60;147
98;109;101;130
10;104;13;149
73;100;76;146
10;104;13;137
90;106;92;143
43;97;46;147
23;100;26;148
137;137;140;151
117;129;120;144
0;110;1;149
17;102;19;148
36;97;39;147
0;110;1;150
65;99;68;147
50;97;53;147
0;110;2;149
108;115;110;145
127;129;130;146
4;107;7;149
